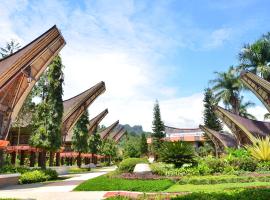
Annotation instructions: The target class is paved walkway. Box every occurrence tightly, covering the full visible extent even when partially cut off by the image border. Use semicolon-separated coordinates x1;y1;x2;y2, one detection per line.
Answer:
0;166;116;200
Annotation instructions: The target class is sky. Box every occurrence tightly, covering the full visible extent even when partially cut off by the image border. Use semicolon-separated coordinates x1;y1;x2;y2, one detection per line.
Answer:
1;0;270;131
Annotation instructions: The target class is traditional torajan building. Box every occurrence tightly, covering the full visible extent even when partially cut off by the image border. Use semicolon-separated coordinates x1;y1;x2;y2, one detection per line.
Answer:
199;125;237;154
99;120;119;140
147;126;205;148
110;125;125;140
0;25;65;141
0;25;65;166
88;109;109;135
62;81;106;149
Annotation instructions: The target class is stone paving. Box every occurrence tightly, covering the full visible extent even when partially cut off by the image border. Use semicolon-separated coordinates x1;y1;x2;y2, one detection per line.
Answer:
0;166;116;200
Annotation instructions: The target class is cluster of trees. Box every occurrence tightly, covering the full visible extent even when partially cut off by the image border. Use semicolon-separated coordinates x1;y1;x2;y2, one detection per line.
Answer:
202;32;270;151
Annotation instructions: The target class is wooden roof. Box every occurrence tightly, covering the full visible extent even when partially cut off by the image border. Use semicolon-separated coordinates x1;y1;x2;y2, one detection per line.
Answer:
99;120;119;139
199;125;237;149
214;106;270;145
62;82;106;142
115;129;127;143
241;71;270;112
0;25;65;140
165;125;202;134
88;109;108;135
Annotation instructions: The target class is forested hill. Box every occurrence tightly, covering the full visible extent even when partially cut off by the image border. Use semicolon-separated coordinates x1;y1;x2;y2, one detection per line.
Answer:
122;124;144;134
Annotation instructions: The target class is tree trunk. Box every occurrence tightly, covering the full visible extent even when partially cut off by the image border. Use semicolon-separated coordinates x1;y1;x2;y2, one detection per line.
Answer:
49;151;54;166
0;149;4;168
30;152;36;167
70;157;73;166
77;152;82;168
40;150;46;169
61;157;64;165
56;152;60;166
11;152;16;165
38;152;42;167
20;150;25;166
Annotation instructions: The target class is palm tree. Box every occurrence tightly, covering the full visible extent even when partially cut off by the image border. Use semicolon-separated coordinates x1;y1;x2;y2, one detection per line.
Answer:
0;40;21;58
210;66;243;114
239;33;270;81
238;97;256;120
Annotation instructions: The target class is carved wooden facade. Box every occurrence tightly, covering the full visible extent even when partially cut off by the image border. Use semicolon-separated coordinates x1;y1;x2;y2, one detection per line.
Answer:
114;129;127;143
110;125;125;140
0;25;65;140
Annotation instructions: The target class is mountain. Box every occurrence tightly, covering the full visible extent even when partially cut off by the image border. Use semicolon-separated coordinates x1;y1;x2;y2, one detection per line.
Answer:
122;124;144;135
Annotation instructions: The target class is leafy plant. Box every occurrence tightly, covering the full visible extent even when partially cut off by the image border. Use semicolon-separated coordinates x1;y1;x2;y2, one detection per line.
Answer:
246;136;270;161
159;141;197;168
118;158;148;173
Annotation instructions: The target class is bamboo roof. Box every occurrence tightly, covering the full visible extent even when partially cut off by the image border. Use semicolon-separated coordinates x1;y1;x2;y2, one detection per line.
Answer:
99;120;119;139
241;71;270;112
199;125;237;149
214;106;270;145
62;82;106;142
0;25;65;140
88;109;108;135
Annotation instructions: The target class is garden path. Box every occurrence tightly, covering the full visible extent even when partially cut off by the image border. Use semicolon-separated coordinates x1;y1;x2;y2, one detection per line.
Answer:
0;166;116;200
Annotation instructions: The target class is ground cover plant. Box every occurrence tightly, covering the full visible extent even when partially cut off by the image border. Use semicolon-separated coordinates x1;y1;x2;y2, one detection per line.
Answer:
74;174;174;192
19;168;58;184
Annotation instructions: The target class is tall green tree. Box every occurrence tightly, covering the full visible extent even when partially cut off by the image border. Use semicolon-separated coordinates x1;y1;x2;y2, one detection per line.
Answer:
140;133;148;156
101;139;117;165
72;111;89;167
46;56;64;166
203;88;223;131
152;100;165;155
0;40;21;58
123;135;140;158
239;33;270;81
88;128;102;164
210;66;243;114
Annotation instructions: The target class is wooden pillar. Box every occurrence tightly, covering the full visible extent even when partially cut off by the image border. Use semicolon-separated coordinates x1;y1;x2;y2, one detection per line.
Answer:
56;152;60;166
20;150;25;166
30;152;36;167
11;152;16;165
70;157;73;166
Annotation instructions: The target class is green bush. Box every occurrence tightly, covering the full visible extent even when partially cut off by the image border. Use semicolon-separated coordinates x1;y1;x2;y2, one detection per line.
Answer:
19;170;49;184
19;169;58;184
229;158;257;171
0;165;31;174
159;141;197;168
43;168;58;179
204;157;227;173
257;161;270;171
118;158;148;172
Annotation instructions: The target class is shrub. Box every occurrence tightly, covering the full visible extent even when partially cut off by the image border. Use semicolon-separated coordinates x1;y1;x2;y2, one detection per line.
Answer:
159;141;197;168
19;170;49;184
257;161;270;171
204;157;227;173
43;168;58;179
246;135;270;161
0;165;31;174
229;157;257;171
19;169;58;184
118;158;148;172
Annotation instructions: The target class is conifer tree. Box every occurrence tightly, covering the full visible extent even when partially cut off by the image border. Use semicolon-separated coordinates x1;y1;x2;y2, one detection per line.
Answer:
152;100;165;155
203;88;222;131
72;111;89;167
140;133;148;156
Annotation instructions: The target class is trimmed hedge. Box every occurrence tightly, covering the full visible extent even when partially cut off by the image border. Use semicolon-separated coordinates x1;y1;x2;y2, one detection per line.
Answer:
172;188;270;200
118;158;148;173
178;175;270;185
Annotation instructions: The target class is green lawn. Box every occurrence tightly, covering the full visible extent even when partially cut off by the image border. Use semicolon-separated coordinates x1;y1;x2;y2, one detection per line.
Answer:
74;175;174;192
166;182;270;192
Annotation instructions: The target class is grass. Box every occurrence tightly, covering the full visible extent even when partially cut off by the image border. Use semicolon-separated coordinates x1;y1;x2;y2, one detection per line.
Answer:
166;182;270;192
68;167;90;174
74;174;174;192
